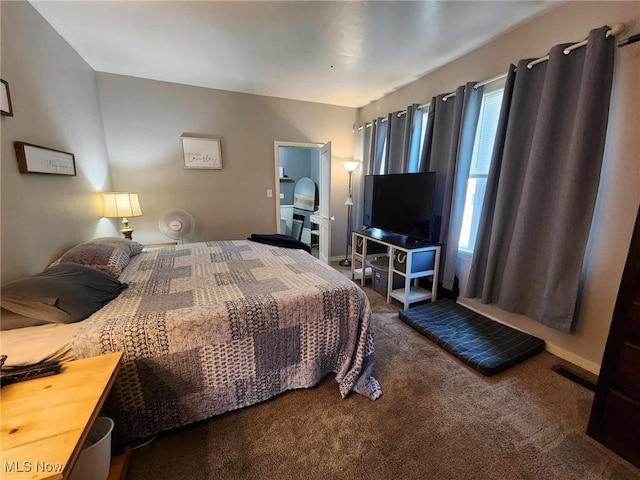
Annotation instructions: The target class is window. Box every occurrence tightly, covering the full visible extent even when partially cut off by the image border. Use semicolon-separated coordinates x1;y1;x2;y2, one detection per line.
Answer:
458;87;504;253
414;108;429;172
374;119;389;175
379;136;388;174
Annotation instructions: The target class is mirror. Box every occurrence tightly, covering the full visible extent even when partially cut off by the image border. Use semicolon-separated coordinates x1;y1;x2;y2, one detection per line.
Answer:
293;177;317;211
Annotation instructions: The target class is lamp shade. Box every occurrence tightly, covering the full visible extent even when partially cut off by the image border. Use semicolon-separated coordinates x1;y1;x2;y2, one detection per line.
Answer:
342;161;360;172
103;193;143;218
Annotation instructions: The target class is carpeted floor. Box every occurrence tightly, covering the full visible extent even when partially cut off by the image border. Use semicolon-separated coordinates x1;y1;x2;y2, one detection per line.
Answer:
127;265;640;480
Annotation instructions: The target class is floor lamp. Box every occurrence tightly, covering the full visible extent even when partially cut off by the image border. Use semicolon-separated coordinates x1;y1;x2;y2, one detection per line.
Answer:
339;161;360;267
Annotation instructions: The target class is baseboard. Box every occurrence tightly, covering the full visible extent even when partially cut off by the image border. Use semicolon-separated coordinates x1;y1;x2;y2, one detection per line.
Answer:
457;299;601;376
544;343;600;376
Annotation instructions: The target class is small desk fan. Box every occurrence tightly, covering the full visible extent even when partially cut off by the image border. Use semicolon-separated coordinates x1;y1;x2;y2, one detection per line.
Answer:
158;208;195;244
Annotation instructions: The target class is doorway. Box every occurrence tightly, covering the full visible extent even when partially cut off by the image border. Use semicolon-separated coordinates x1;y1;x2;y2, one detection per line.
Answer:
273;141;332;263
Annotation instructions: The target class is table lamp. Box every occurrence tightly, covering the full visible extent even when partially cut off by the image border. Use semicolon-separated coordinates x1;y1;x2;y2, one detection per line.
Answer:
103;192;143;240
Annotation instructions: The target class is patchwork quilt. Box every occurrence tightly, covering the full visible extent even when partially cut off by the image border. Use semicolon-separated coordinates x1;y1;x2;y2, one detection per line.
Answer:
73;240;381;440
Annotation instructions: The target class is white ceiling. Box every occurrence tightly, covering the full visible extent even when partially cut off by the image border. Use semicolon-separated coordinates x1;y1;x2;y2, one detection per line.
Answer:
30;1;557;108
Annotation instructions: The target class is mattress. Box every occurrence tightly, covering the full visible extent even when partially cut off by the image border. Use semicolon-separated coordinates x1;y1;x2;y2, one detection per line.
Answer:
73;240;381;440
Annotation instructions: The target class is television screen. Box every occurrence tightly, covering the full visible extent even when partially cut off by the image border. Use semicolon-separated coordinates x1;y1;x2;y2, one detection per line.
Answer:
363;172;437;241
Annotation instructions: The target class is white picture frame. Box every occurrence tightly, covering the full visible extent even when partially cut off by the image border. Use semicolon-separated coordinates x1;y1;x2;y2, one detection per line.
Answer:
181;136;222;170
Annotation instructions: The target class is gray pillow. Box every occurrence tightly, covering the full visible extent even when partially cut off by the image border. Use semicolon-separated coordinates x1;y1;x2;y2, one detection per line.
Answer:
90;237;144;256
49;242;131;277
1;263;128;329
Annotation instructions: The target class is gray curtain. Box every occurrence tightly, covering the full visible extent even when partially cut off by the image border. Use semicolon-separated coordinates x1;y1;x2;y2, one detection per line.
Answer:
465;26;615;332
366;119;377;177
353;121;376;230
405;104;423;173
385;111;407;173
382;104;424;174
353;106;420;228
420;82;484;290
372;117;387;175
417;101;434;174
350;127;365;236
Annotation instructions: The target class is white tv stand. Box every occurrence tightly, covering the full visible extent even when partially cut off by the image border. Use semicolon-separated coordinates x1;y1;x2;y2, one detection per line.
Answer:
351;228;441;310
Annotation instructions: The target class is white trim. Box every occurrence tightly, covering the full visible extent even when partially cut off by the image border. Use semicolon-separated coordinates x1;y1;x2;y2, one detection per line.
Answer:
457;299;601;376
545;343;601;376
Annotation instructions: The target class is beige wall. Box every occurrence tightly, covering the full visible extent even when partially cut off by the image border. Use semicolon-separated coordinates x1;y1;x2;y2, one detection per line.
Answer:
96;73;356;255
359;1;640;373
0;1;116;283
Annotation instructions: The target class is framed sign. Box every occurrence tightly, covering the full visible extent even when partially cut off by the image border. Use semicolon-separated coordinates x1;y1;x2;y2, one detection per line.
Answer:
1;79;13;116
181;136;222;169
14;142;76;176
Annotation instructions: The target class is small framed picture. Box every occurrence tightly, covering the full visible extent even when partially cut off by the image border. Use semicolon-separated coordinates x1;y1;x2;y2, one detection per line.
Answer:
1;79;13;116
181;136;222;169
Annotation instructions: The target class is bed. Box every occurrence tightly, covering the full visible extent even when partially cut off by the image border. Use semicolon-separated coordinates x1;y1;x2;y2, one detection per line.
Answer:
2;239;381;441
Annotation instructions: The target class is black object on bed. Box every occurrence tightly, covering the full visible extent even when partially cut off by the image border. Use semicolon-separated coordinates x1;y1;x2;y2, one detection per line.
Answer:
399;298;545;376
248;233;312;254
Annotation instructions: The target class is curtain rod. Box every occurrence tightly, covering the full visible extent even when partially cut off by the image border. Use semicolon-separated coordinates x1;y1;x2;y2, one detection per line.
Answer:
357;113;400;130
357;24;635;130
526;22;626;70
441;23;628;101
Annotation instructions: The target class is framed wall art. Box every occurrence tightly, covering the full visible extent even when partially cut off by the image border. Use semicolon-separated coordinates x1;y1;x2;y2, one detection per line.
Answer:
181;135;222;170
1;79;13;116
14;142;76;176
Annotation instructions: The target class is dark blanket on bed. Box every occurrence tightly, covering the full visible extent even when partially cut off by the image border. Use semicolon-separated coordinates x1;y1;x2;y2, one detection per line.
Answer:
248;233;312;253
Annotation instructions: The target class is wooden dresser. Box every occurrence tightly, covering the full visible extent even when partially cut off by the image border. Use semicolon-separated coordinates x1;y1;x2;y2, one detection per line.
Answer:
587;208;640;468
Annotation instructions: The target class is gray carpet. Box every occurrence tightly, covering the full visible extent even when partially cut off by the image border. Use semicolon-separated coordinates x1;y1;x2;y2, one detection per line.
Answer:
127;266;640;480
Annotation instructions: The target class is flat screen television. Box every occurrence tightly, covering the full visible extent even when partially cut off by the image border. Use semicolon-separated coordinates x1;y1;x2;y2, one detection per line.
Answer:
363;172;437;241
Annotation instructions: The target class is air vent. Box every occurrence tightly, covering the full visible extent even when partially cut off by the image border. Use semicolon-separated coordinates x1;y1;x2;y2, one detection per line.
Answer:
552;365;596;391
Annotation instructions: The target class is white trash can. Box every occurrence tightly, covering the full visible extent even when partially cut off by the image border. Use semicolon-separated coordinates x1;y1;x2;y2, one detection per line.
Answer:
69;417;114;480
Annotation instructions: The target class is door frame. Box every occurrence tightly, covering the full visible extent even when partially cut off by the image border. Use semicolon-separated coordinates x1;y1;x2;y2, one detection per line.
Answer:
273;140;327;252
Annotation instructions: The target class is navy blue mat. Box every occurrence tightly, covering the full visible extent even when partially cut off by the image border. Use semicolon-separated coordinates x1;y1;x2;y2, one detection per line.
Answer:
399;299;545;376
